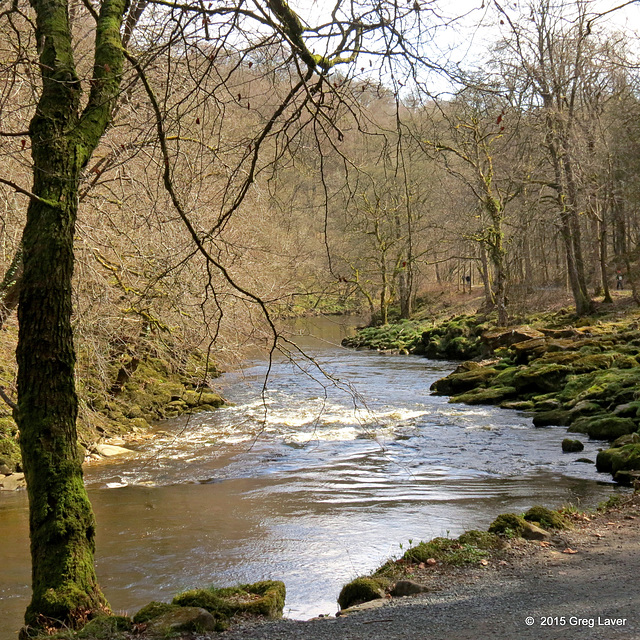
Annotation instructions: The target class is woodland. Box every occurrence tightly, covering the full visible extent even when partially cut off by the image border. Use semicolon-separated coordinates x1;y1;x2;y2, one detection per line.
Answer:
0;0;639;634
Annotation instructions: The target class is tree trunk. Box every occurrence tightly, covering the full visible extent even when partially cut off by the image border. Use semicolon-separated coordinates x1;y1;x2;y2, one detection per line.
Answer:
18;154;108;628
16;0;128;629
598;218;613;304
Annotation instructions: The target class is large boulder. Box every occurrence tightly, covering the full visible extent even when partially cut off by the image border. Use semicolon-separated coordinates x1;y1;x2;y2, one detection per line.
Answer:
430;367;498;395
569;416;637;440
512;363;572;394
482;327;546;350
596;443;640;477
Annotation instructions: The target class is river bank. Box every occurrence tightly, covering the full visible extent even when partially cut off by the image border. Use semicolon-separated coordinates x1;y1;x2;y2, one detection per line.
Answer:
344;304;640;486
25;492;639;639
2;314;627;639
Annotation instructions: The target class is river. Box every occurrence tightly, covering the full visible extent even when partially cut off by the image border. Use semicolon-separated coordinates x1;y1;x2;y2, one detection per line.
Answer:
0;316;621;638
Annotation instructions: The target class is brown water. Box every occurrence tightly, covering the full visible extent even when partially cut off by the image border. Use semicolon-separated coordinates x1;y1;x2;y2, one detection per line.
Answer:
0;317;622;638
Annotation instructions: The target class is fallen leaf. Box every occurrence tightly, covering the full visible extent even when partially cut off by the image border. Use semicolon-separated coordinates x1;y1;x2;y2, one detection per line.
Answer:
539;541;550;547
562;548;578;554
418;563;425;569
480;559;489;566
426;558;437;566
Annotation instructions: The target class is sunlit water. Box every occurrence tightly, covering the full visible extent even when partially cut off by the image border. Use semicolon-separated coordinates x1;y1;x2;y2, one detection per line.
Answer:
0;317;623;638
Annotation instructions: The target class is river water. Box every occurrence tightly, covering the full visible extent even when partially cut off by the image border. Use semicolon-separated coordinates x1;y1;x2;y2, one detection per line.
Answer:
0;317;621;637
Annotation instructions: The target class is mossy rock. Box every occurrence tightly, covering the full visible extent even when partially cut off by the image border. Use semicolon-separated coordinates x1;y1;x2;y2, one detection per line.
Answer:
523;506;569;530
612;401;640;419
510;337;549;364
450;386;516;405
572;353;615;373
337;577;387;610
173;580;286;619
532;410;571;427
430;367;498;395
565;368;640;409
612;432;640;447
500;400;535;411
488;513;527;537
562;438;584;453
133;601;179;624
568;415;638;440
596;443;640;476
512;363;572;394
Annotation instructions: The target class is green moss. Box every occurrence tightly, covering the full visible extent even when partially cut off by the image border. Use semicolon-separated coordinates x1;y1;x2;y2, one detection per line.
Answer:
568;415;637;440
132;601;178;624
401;535;493;566
451;386;516;405
512;363;572;394
173;580;285;620
532;409;572;427
77;616;132;638
456;530;504;550
596;443;640;476
523;506;569;530
488;513;527;537
562;438;584;453
337;577;387;610
431;367;498;395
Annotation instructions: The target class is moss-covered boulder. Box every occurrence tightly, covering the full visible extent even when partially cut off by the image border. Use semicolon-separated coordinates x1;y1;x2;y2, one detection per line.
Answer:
510;337;549;363
512;363;572;394
173;580;286;620
337;577;387;610
612;432;640;447
430;367;498;395
568;416;638;440
488;513;527;537
532;409;572;427
596;443;640;477
562;438;584;453
612;402;640;419
523;506;569;530
133;601;179;624
450;386;516;405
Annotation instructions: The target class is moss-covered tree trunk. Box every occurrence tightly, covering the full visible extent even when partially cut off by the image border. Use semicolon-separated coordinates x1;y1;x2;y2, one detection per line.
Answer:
16;0;127;629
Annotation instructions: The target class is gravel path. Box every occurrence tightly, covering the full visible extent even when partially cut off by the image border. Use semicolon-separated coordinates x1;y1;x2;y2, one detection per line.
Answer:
216;497;640;640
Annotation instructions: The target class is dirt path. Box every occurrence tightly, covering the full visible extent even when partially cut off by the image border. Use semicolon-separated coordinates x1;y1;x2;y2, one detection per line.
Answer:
218;496;640;640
